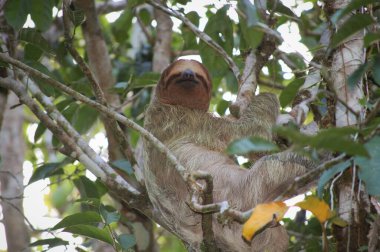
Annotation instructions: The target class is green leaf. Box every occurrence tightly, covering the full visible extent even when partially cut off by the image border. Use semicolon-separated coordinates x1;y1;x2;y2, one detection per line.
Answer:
111;159;134;175
279;78;304;107
19;28;54;55
267;1;296;17
112;10;133;43
4;0;29;30
238;0;260;27
24;60;57;96
275;126;368;157
227;137;279;155
24;43;43;61
216;99;230;116
34;122;47;142
127;0;146;8
372;56;380;85
30;0;53;31
130;72;161;89
317;160;351;197
355;136;380;196
29;238;69;248
62;225;113;245
331;14;375;48
52;212;102;230
200;6;233;77
28;162;64;184
330;216;348;227
238;18;264;50
74;177;108;199
138;8;151;26
118;234;136;250
348;62;371;89
100;205;120;225
71;105;99;134
181;11;200;50
332;0;379;23
364;32;380;47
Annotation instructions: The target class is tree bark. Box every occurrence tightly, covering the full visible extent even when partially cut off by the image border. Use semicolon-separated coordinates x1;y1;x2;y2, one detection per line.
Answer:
0;92;30;252
330;0;369;250
73;1;156;251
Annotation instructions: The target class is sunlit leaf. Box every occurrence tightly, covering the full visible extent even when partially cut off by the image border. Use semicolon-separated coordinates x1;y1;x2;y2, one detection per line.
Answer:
242;201;288;241
227;137;278;155
118;234;136;250
296;196;333;223
62;225;113;245
355;136;380;196
317;160;351;197
331;216;348;227
331;14;375;48
52;212;102;230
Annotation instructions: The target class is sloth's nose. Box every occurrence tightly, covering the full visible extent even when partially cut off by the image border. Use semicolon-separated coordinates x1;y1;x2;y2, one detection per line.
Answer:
182;69;195;80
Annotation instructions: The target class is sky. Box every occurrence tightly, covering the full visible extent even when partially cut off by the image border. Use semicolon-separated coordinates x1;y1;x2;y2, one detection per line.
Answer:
0;0;314;250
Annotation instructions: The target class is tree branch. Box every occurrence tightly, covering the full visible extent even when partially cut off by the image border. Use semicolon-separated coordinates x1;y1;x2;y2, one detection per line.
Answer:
0;53;191;184
147;0;240;80
0;77;141;196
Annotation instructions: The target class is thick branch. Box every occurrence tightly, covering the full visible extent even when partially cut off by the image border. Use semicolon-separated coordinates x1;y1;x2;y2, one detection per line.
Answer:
0;77;140;196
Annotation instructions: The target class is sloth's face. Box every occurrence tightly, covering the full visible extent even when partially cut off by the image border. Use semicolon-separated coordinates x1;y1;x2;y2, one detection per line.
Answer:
156;59;212;111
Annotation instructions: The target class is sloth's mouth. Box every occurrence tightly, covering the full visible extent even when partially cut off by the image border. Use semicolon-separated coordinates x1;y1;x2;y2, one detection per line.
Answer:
176;78;199;85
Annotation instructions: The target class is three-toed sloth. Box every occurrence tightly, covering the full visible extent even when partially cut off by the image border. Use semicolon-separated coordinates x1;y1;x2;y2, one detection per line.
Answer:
143;59;314;251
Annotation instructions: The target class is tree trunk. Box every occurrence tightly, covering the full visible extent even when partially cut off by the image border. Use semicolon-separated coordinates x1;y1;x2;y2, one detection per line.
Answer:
73;1;157;251
330;0;369;250
0;92;30;252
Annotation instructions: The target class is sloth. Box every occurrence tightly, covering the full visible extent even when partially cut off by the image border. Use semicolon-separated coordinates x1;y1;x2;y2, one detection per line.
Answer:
143;59;314;251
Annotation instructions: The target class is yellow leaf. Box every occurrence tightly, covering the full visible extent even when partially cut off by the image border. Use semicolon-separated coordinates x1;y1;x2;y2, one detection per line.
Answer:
242;201;289;241
295;196;333;223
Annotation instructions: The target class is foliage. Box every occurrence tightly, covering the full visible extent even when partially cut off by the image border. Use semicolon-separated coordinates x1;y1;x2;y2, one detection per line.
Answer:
1;0;380;251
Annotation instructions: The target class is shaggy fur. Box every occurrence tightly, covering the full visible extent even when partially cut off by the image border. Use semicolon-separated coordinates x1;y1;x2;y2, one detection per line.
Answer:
143;60;314;251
